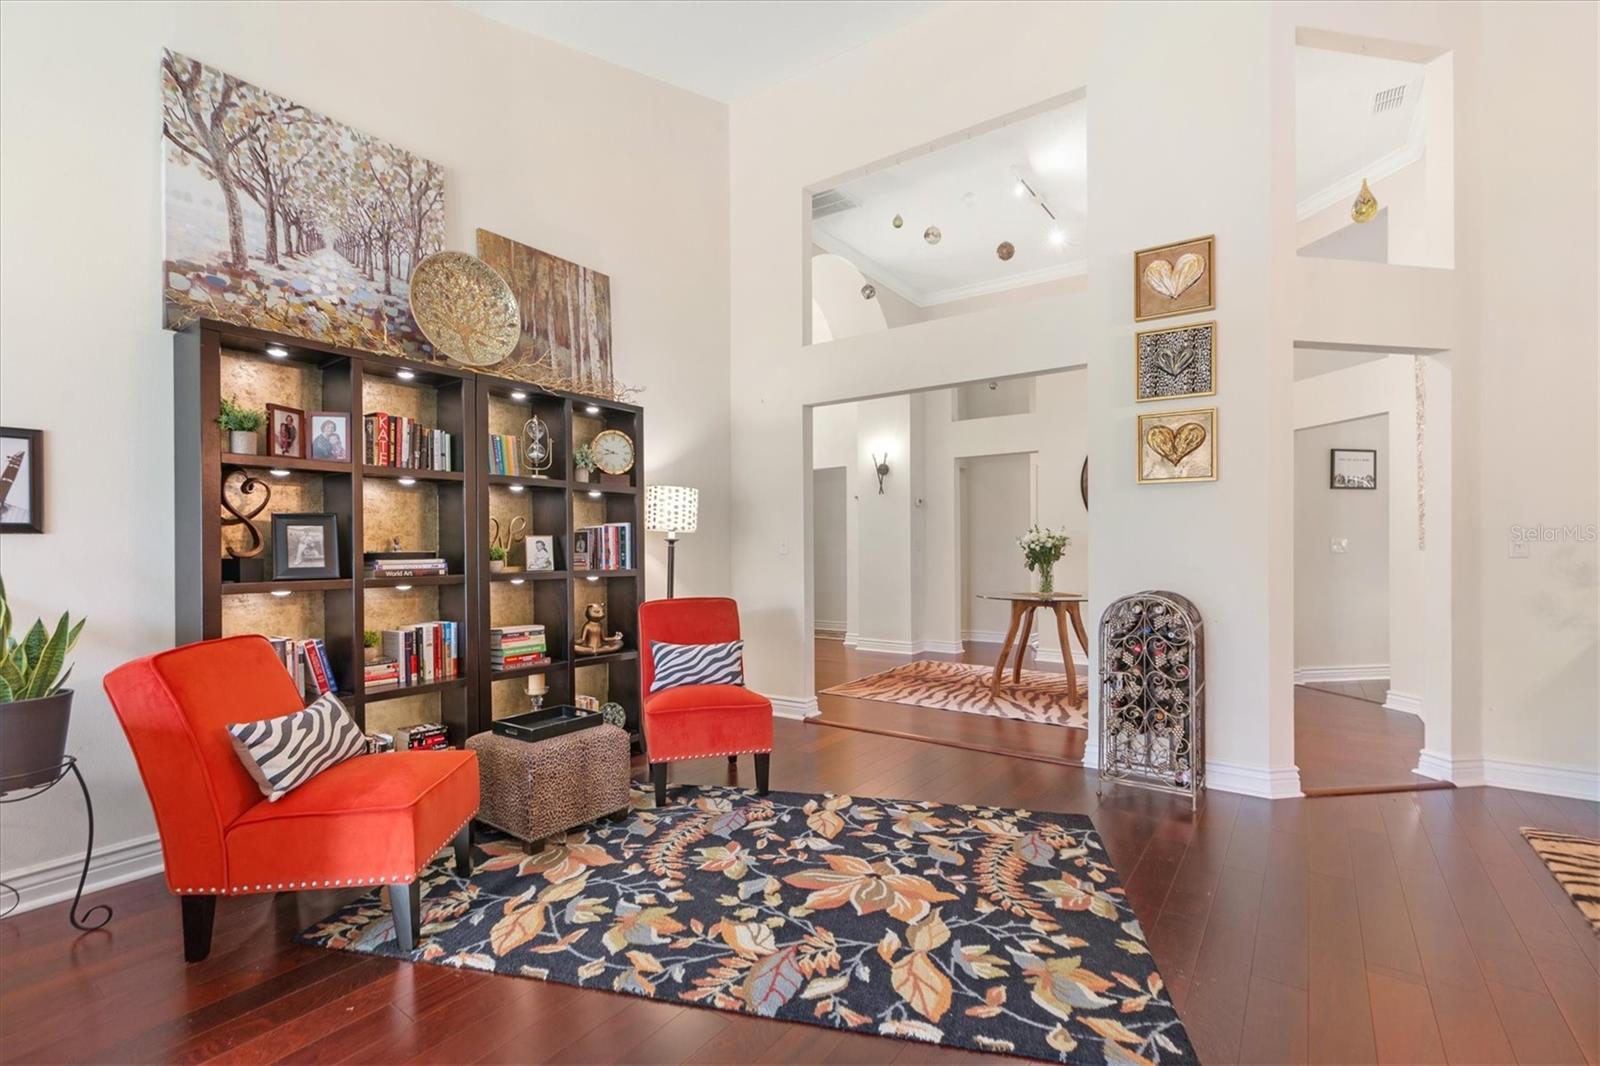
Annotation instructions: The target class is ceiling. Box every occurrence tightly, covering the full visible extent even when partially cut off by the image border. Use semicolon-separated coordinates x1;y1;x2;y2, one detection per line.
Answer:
811;98;1087;306
453;0;945;102
1295;46;1427;214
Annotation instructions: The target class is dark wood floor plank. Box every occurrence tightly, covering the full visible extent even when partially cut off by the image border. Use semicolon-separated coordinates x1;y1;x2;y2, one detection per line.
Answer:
1486;979;1588;1066
1365;970;1447;1065
1306;872;1377;1065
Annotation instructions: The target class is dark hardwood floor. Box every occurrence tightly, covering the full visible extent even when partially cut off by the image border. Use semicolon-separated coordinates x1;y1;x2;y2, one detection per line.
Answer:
3;717;1596;1065
1294;684;1446;796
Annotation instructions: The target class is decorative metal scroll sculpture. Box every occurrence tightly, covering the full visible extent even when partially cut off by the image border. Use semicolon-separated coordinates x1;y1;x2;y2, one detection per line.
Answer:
523;414;553;478
1097;590;1205;808
220;468;271;558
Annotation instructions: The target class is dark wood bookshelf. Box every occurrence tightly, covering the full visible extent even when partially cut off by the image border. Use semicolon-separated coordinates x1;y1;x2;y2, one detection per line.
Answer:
175;319;645;748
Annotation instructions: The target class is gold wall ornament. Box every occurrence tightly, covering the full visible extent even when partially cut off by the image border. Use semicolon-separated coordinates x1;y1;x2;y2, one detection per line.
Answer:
408;252;520;367
1145;421;1208;466
220;468;271;558
1350;177;1379;223
1143;254;1205;300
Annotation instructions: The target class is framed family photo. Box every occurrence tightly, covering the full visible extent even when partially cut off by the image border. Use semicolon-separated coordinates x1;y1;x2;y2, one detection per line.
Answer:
0;427;43;534
267;404;305;459
1330;448;1377;489
526;534;555;572
271;512;341;579
307;411;350;462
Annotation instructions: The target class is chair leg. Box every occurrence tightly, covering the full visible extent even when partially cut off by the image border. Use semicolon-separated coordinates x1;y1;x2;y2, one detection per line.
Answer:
181;894;216;963
389;881;422;953
754;753;770;796
452;822;473;876
652;762;668;807
727;754;738;769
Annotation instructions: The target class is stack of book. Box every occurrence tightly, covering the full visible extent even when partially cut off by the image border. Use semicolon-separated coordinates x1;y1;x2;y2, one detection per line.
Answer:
572;523;634;571
488;434;523;476
364;552;450;579
363;656;400;690
379;621;460;686
490;624;549;671
267;636;339;700
396;723;449;751
364;411;455;471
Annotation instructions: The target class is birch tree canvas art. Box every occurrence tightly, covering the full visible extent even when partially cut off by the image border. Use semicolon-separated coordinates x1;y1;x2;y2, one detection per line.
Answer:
162;50;445;357
476;228;613;392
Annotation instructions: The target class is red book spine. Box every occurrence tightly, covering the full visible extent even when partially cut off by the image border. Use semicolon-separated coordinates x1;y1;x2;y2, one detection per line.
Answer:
303;641;330;695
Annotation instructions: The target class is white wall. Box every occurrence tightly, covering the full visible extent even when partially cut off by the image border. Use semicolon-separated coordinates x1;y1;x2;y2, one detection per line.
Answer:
812;468;848;632
960;454;1035;640
0;0;732;905
1294;415;1390;674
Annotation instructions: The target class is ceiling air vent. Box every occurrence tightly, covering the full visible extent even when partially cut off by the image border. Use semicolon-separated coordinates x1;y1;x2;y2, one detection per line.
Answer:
1372;84;1407;114
810;188;860;220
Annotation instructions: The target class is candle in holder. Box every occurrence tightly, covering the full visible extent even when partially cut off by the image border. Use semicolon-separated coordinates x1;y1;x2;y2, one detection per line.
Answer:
526;673;547;711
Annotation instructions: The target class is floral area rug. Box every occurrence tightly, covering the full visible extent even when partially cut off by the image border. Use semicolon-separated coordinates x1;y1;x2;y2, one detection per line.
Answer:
823;660;1089;730
298;786;1195;1064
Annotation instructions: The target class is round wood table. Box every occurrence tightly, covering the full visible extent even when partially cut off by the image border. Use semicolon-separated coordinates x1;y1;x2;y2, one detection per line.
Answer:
979;592;1089;705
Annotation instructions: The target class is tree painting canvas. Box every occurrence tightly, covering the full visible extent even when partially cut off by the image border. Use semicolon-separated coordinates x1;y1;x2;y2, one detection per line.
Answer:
475;228;612;391
162;50;445;358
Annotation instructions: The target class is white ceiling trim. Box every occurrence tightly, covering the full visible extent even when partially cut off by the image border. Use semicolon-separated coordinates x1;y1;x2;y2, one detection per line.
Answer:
1296;98;1426;221
812;230;928;307
919;260;1087;306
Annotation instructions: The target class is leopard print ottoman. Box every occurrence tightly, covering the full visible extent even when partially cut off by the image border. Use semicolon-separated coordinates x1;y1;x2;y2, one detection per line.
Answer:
466;724;632;848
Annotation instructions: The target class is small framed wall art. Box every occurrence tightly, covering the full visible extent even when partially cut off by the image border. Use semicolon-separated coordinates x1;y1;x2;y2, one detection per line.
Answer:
1135;320;1216;401
272;512;341;579
1134;234;1215;321
1137;407;1217;484
266;404;305;459
0;427;43;534
307;411;350;462
1330;448;1377;489
526;534;555;571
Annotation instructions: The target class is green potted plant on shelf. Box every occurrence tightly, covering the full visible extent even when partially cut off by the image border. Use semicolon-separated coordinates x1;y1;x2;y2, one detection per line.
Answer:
1018;525;1070;596
0;576;86;790
217;396;265;455
488;544;507;573
363;629;381;664
573;443;596;483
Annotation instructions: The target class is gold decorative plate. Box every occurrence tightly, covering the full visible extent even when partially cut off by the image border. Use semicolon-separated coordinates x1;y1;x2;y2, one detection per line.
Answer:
408;252;520;367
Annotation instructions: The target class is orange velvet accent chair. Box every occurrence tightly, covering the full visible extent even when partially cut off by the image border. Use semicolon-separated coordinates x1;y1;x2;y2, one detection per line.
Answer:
103;635;479;960
639;597;772;805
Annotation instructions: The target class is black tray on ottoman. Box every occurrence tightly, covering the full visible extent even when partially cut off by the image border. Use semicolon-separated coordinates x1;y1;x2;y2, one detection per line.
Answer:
491;704;603;743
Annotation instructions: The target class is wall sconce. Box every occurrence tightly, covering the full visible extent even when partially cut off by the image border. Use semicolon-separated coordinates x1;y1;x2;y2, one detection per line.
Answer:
871;453;891;494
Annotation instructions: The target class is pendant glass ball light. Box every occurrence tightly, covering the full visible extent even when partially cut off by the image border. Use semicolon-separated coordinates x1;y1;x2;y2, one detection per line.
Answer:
891;213;903;229
860;283;876;300
1350;177;1378;223
996;241;1015;261
923;226;942;245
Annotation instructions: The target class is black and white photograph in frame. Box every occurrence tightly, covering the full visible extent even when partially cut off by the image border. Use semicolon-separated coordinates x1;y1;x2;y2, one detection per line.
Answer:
271;512;341;579
0;427;42;533
1330;448;1378;489
526;534;555;572
1135;320;1216;401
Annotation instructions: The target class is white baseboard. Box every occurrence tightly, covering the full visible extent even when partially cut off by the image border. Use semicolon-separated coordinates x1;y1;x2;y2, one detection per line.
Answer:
1;832;165;916
850;637;917;655
962;628;1038;647
1416;752;1599;801
1383;689;1422;717
1032;649;1090;669
771;695;821;721
813;620;846;638
1081;740;1099;770
918;639;965;655
1294;664;1389;684
842;631;859;648
1206;760;1303;799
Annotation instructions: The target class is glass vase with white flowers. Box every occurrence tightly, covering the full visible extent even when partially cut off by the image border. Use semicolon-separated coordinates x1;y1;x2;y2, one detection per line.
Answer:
1018;525;1070;595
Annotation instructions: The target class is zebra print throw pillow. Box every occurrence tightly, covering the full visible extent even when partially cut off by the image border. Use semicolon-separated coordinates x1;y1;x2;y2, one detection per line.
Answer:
649;639;745;693
227;693;366;802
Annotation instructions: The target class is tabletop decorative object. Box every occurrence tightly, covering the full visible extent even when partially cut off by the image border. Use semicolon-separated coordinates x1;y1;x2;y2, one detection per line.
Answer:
408;252;520;367
1018;524;1069;595
1098;591;1205;808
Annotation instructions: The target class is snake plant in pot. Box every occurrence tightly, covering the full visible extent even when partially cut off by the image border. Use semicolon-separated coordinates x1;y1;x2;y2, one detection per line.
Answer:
0;576;85;790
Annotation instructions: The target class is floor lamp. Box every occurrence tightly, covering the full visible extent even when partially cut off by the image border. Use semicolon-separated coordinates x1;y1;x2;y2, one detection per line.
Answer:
645;485;698;598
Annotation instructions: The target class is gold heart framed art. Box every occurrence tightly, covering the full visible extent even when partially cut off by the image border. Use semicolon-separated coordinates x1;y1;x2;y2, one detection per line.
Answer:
1137;407;1218;484
1133;234;1216;321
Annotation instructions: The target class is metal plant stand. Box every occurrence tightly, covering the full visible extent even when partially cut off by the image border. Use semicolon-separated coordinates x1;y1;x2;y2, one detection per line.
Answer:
1097;591;1205;809
0;757;113;930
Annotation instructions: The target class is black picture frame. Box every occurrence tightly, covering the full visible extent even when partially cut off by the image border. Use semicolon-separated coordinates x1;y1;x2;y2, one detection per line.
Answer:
271;512;341;579
0;427;43;534
1330;448;1378;490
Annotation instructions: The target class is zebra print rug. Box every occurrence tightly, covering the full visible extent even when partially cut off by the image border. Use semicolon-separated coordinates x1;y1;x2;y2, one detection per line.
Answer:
1521;827;1600;934
823;660;1088;730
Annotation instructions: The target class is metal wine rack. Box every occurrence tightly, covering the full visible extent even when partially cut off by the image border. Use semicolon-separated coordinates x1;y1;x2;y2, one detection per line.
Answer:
1097;591;1205;808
